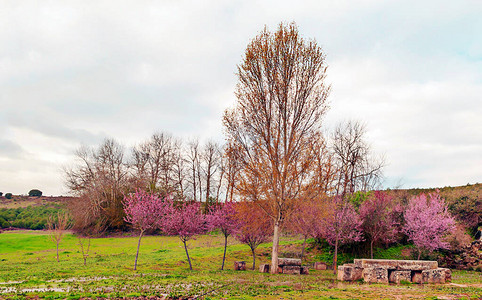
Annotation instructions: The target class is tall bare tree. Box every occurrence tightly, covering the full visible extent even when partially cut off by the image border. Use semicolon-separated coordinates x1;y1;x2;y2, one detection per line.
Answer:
132;133;179;195
201;141;222;204
65;138;131;233
332;120;384;198
224;22;330;273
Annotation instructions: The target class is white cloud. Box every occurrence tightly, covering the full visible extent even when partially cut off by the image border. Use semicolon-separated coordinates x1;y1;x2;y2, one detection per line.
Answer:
0;0;481;194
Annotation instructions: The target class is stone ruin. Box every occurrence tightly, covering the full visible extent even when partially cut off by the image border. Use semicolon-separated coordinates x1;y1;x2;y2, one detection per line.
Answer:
259;258;309;274
338;259;451;284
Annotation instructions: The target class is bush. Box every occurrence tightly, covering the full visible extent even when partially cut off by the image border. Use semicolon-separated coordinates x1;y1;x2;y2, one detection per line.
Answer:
28;189;42;197
0;192;3;197
0;205;62;229
5;193;12;199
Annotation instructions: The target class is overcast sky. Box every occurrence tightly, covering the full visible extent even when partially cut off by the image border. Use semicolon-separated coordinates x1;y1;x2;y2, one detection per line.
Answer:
1;0;481;195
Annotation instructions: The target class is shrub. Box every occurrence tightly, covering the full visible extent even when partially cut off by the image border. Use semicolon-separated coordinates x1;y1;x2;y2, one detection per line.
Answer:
28;189;43;197
0;192;3;197
5;193;12;199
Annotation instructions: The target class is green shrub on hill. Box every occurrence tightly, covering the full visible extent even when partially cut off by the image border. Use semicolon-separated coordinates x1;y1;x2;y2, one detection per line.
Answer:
5;193;12;199
28;189;43;197
0;205;63;230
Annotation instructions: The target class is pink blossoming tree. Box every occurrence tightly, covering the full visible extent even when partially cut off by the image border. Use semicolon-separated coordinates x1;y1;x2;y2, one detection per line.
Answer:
287;199;325;262
207;202;239;270
234;202;272;270
123;190;172;270
403;192;455;259
359;191;400;259
323;197;363;274
163;201;208;270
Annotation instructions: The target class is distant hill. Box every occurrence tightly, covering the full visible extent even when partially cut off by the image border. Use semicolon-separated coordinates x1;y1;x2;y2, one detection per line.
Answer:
0;195;75;209
386;183;481;235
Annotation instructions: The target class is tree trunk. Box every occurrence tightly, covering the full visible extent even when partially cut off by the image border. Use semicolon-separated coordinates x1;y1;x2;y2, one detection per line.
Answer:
270;222;280;274
370;240;374;259
183;240;193;270
333;238;338;275
417;248;421;260
134;230;144;270
251;248;256;270
56;241;60;262
300;236;307;262
221;234;228;270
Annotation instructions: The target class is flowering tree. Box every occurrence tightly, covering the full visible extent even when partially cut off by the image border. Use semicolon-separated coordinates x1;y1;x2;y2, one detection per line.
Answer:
287;198;326;262
124;190;172;270
403;192;455;259
359;191;399;258
163;201;208;270
207;202;239;270
323;198;363;274
234;202;272;270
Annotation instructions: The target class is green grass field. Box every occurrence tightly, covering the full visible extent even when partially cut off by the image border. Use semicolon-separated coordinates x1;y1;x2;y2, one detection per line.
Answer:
0;231;480;299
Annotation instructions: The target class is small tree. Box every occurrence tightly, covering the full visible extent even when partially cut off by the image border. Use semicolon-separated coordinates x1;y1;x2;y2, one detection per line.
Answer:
323;197;363;274
234;202;272;270
207;202;239;270
123;190;172;270
403;192;455;259
359;191;399;259
163;201;207;270
5;193;12;199
28;189;43;197
47;212;71;262
77;235;92;266
287;198;326;262
0;192;3;197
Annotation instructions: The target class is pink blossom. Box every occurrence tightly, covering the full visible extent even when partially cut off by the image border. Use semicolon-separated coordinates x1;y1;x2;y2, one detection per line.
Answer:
403;192;456;259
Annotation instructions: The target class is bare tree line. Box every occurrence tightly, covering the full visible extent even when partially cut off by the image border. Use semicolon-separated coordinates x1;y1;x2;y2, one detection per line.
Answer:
65;120;383;234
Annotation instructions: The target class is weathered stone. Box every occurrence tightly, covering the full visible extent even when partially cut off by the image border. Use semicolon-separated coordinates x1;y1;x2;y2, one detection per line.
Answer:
282;265;301;275
301;266;309;275
362;267;389;283
278;258;302;266
411;271;423;284
388;270;411;284
442;268;451;282
354;259;438;271
234;261;246;271
337;265;363;281
422;268;449;284
314;262;327;270
259;264;270;273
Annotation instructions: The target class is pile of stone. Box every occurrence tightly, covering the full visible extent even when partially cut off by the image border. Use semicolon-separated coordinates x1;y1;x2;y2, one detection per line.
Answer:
259;258;309;274
337;259;451;284
439;240;482;271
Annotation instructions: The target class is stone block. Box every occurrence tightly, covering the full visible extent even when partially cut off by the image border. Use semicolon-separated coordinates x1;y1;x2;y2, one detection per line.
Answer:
278;258;302;266
337;264;363;281
388;270;411;284
354;259;437;271
362;267;389;283
442;268;451;282
411;271;423;284
314;262;327;270
282;265;301;275
259;264;270;273
422;268;450;284
301;266;309;275
354;259;438;271
234;261;246;271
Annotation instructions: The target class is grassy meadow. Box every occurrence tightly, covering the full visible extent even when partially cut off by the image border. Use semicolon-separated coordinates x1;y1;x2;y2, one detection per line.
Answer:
0;231;480;299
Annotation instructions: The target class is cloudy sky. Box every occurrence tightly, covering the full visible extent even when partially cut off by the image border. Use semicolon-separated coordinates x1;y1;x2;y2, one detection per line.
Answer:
1;0;481;195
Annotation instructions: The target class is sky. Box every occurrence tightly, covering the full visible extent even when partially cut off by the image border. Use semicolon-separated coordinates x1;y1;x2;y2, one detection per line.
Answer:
1;0;481;196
